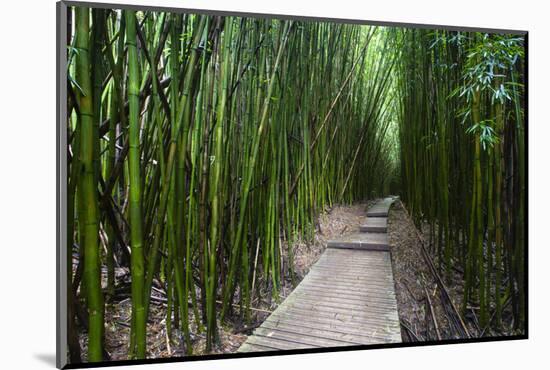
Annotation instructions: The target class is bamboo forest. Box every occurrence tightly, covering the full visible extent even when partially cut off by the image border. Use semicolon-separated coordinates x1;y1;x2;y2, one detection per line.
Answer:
64;5;526;364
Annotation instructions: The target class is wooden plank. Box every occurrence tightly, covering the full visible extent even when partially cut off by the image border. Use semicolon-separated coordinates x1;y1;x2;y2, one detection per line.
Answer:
366;210;390;217
314;255;390;265
313;254;391;264
312;259;392;268
327;232;388;251
309;263;391;272
278;289;399;319
323;247;392;257
292;288;396;302
292;288;396;303
253;327;357;347
261;316;398;341
308;268;393;278
307;267;393;278
296;280;396;296
275;305;400;326
276;308;400;329
237;342;279;353
310;264;392;274
265;314;400;341
320;253;391;264
313;259;390;267
307;266;393;278
283;296;399;313
366;198;394;217
260;321;376;345
293;279;396;295
287;290;398;306
303;273;394;286
359;217;388;233
287;287;397;304
266;313;400;342
289;291;397;307
245;334;321;350
300;277;394;289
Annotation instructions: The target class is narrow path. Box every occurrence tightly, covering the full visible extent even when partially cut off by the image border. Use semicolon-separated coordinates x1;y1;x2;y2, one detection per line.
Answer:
238;197;402;352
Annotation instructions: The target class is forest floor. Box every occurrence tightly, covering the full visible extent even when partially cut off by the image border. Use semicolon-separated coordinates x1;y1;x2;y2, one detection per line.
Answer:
76;200;375;361
76;198;518;361
388;200;521;342
388;201;474;341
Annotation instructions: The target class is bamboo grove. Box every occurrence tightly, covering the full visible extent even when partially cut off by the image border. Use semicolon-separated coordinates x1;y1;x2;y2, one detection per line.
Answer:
396;30;525;333
66;7;398;362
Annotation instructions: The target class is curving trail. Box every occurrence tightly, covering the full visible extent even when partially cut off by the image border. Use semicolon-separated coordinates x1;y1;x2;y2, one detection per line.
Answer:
238;197;402;352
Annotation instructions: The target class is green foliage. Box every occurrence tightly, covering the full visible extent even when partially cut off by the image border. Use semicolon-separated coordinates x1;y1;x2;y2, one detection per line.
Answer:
397;28;525;333
465;120;499;150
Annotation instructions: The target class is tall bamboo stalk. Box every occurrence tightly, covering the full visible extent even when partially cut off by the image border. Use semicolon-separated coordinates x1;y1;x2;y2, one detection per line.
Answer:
125;10;147;359
75;6;104;362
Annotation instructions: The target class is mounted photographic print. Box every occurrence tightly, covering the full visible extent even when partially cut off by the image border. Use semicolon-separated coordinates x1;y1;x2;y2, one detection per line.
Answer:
56;1;527;368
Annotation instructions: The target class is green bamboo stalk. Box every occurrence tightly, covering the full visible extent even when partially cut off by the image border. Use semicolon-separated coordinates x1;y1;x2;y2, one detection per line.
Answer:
75;6;104;362
125;10;147;359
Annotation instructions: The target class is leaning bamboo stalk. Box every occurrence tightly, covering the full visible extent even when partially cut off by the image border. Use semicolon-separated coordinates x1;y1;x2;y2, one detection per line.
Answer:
399;200;471;338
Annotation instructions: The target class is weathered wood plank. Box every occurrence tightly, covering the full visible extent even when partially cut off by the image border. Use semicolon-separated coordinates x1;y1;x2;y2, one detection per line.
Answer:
312;259;392;268
302;277;394;289
272;306;400;327
306;272;393;282
260;321;376;345
285;288;397;304
292;279;395;295
366;197;395;217
322;246;392;258
360;217;388;233
266;310;400;331
366;210;390;217
266;313;401;341
307;267;393;278
327;232;389;251
237;342;278;353
262;316;398;341
297;279;396;294
313;255;391;266
307;267;393;279
253;327;358;347
283;296;399;313
245;335;319;350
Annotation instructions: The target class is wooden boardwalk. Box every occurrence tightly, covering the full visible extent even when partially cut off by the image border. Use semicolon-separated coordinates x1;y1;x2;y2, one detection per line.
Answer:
238;197;401;353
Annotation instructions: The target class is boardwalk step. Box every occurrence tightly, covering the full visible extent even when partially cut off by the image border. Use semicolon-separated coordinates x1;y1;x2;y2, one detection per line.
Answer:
327;232;388;251
366;206;392;217
366;197;395;217
359;217;388;233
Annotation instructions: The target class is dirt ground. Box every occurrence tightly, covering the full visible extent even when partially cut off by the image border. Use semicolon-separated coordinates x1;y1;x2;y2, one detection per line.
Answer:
388;200;466;341
388;200;521;341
